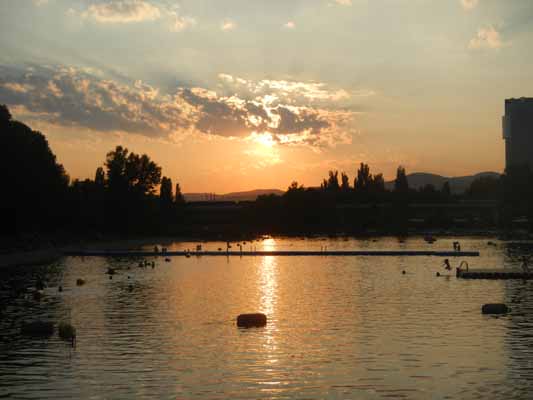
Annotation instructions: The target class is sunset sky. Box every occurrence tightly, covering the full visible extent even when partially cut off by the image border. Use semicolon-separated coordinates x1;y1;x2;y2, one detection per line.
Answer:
1;0;532;193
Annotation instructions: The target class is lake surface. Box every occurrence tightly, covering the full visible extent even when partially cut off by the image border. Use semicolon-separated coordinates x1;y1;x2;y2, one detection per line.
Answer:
1;236;533;399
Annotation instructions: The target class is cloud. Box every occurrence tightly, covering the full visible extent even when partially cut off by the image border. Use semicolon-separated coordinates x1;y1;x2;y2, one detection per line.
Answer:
0;64;191;136
468;26;505;49
217;73;373;106
170;13;197;32
81;0;161;24
284;21;296;29
221;20;236;31
335;0;352;5
461;0;478;10
0;64;356;149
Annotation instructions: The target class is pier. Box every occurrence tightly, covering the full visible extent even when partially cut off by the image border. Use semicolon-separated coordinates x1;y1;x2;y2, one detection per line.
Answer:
65;250;480;257
457;268;533;280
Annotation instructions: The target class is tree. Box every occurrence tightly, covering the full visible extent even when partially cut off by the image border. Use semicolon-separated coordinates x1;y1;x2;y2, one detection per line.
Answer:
0;104;11;123
341;172;350;191
95;167;105;187
160;177;173;205
322;170;340;191
370;173;385;193
355;163;372;192
105;146;162;196
175;183;185;205
394;166;409;193
0;105;69;233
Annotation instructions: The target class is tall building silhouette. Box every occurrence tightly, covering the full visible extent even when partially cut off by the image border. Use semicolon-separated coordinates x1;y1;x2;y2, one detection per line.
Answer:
502;98;533;171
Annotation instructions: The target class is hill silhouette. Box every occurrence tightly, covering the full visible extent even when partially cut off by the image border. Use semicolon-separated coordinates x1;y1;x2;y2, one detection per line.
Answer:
384;172;500;194
184;189;284;202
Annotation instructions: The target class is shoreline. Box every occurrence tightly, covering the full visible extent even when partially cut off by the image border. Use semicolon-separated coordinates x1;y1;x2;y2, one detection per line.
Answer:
1;230;531;269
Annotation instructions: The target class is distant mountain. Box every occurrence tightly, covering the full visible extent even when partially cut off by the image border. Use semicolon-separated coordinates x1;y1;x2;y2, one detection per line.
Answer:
385;172;500;194
184;189;284;202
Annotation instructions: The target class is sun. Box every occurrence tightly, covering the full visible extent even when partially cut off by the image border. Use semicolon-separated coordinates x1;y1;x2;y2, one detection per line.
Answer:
250;131;276;148
245;132;282;166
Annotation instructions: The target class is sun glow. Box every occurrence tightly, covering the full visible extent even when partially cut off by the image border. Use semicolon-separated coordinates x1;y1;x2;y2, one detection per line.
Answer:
249;131;276;148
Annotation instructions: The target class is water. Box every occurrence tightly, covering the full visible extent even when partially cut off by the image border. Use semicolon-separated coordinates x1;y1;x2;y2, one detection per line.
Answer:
1;237;533;399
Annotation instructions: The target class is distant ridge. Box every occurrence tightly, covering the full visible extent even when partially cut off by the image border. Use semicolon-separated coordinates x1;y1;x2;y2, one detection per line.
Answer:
384;172;500;194
184;189;284;202
185;172;500;201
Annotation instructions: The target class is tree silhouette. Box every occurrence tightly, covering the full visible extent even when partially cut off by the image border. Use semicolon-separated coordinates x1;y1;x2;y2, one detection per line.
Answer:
95;167;105;187
322;170;340;191
160;177;173;205
0;104;11;122
394;166;409;193
355;163;372;192
105;146;162;196
0;104;69;234
370;173;385;193
341;172;350;191
175;183;185;205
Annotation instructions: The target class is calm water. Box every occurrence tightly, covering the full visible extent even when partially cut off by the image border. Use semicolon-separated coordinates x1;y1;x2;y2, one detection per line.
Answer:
1;237;533;399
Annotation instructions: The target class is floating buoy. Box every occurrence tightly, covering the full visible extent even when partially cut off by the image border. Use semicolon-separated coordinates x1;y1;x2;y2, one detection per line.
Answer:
76;278;85;286
58;286;63;292
20;321;55;337
482;304;509;315
436;272;441;277
58;322;76;345
402;270;406;275
32;290;44;301
165;258;171;262
109;275;113;280
237;313;267;328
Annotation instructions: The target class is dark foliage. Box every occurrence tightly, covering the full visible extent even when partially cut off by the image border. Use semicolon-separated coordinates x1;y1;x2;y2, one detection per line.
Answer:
1;103;530;245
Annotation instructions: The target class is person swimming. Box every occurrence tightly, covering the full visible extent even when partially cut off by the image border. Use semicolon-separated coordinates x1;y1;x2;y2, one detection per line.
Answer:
521;256;530;273
443;259;452;271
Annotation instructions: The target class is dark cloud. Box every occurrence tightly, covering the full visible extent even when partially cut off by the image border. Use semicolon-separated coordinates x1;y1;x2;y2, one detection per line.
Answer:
0;64;352;147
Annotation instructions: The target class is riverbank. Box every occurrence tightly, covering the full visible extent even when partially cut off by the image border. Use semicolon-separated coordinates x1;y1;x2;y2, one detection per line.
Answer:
0;236;182;269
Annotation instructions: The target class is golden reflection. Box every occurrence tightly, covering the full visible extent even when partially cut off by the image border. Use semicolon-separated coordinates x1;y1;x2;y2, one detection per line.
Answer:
262;237;276;250
257;255;282;392
259;255;278;317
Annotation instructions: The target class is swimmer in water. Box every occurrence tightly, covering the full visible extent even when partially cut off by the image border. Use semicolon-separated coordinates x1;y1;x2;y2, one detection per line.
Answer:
443;259;452;271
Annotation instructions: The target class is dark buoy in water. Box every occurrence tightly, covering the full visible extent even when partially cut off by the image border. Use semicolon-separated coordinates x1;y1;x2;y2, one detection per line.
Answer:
402;270;406;275
237;313;267;328
58;286;63;292
436;272;441;277
33;290;44;301
482;304;509;315
109;275;113;280
128;284;133;292
165;258;171;262
58;322;76;346
76;278;85;286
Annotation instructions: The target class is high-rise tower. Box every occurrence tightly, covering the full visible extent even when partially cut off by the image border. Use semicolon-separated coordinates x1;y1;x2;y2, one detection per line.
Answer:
502;98;533;171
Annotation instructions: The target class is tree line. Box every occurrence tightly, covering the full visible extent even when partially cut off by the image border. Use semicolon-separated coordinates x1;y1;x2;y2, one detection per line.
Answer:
0;104;186;241
1;103;532;247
